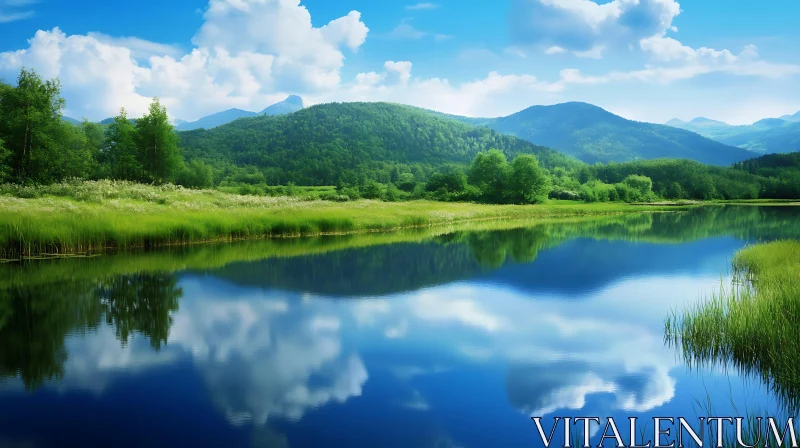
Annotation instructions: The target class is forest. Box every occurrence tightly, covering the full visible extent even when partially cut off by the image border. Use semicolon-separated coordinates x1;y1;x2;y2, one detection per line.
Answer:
1;67;799;205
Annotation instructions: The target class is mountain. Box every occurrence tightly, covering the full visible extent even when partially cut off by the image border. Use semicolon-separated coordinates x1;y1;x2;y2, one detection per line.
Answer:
259;95;304;116
175;95;305;131
176;108;257;131
61;116;81;125
687;117;730;128
450;102;753;165
665;114;800;154
752;118;788;128
178;102;581;185
780;111;800;122
717;121;800;154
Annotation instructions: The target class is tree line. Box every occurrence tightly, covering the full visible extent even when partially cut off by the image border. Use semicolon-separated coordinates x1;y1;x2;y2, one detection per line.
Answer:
0;68;209;187
1;67;798;203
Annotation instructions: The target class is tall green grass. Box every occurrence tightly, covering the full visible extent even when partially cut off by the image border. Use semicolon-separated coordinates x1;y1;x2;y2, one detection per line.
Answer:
0;180;685;259
665;240;800;414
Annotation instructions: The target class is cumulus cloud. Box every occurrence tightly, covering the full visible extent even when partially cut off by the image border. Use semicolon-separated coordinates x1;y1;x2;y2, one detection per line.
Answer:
509;0;681;53
339;275;728;419
0;28;153;119
0;0;369;120
5;283;369;427
0;0;797;123
324;64;564;117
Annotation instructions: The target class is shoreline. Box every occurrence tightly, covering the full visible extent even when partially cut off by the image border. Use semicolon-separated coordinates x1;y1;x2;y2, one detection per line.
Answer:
1;199;686;261
1;181;795;260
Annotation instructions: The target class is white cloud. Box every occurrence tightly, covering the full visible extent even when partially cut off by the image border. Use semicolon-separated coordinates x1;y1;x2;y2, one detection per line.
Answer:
0;0;36;23
385;19;452;41
0;0;797;124
384;60;413;85
326;64;564;117
510;0;682;53
387;22;428;40
545;46;566;55
86;33;184;60
573;45;605;59
0;28;153;120
0;0;369;121
384;320;409;339
409;288;508;332
406;2;439;10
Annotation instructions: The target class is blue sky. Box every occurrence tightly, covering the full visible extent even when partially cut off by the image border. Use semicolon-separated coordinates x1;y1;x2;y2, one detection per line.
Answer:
1;0;798;124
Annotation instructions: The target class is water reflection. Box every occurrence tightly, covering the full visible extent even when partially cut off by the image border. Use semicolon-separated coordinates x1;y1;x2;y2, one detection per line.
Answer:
0;205;798;447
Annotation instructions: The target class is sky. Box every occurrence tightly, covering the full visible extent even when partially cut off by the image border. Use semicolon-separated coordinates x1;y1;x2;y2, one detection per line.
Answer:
0;0;798;125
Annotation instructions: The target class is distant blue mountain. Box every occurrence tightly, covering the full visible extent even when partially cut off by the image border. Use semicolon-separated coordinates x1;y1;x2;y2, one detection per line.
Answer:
665;112;800;154
175;108;258;131
259;95;304;116
780;110;800;122
176;95;304;131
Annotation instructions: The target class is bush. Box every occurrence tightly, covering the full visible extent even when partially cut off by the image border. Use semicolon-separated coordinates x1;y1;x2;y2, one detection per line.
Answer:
360;180;384;199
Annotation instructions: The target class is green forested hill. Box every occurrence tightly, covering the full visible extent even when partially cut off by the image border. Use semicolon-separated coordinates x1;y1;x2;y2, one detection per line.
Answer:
468;102;756;165
733;152;800;198
178;102;581;185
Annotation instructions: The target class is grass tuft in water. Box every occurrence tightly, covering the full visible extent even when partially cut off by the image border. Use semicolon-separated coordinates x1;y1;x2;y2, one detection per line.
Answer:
665;240;800;414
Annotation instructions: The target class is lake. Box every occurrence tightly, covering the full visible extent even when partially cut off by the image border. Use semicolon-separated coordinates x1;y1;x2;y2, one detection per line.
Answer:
0;205;798;448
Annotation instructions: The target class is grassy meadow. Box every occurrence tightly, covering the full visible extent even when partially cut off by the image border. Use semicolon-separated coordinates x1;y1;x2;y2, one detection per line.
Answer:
0;180;689;260
665;240;800;413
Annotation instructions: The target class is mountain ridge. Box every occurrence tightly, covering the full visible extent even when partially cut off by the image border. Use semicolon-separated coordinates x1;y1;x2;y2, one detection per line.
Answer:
665;112;800;154
178;101;581;185
437;102;753;165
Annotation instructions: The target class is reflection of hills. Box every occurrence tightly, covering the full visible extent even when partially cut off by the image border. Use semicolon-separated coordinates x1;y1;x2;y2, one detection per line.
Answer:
0;206;797;387
206;206;800;297
208;241;485;297
481;237;742;295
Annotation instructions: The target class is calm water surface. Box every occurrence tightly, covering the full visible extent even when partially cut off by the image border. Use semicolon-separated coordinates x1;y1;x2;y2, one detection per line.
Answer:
0;206;798;447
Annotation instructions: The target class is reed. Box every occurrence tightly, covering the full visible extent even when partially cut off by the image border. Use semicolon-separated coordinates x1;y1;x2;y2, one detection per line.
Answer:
0;180;683;259
665;240;800;414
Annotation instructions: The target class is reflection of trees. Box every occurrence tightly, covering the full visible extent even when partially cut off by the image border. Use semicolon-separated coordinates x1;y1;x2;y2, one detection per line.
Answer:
98;272;182;350
465;225;551;268
205;206;800;296
0;272;181;390
0;282;100;390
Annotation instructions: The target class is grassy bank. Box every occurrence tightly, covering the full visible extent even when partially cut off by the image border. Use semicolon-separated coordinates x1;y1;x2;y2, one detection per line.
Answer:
0;180;688;259
664;240;800;412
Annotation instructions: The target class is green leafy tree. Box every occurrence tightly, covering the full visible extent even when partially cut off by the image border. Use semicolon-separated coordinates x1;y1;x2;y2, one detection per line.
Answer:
135;98;182;183
468;149;509;203
103;108;142;181
0;137;10;182
177;159;214;189
360;180;384;199
623;174;654;201
0;68;66;183
395;172;417;192
55;120;99;180
426;165;467;193
507;154;549;204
